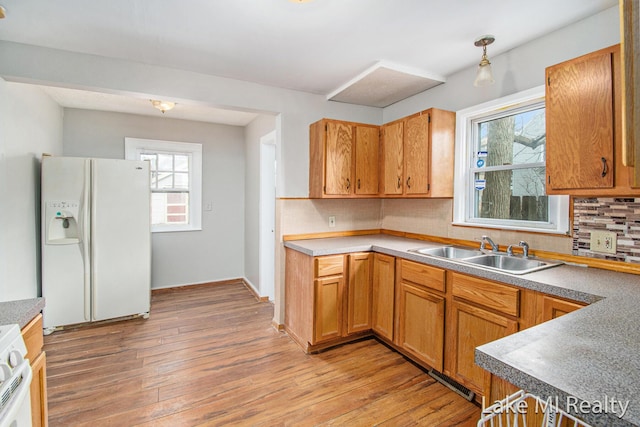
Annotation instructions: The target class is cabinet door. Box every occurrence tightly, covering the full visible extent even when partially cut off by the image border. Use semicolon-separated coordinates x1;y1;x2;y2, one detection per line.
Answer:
546;48;614;190
449;300;518;395
541;295;585;322
404;113;430;195
372;253;395;341
314;275;345;343
325;121;354;195
347;253;373;334
396;282;445;371
381;121;404;195
354;125;380;195
30;351;48;427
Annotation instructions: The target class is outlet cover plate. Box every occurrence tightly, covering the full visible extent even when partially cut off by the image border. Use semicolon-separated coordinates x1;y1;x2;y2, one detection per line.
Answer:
328;215;336;228
590;230;617;254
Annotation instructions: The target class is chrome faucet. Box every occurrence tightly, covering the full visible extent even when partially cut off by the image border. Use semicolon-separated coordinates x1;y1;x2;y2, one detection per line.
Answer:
519;241;530;258
480;235;498;252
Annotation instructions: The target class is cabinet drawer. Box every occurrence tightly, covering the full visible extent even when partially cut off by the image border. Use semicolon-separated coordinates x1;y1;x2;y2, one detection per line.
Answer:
400;259;445;293
314;255;344;277
452;273;519;317
21;313;44;362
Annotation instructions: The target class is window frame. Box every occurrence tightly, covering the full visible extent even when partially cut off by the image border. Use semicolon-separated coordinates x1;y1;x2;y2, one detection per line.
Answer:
125;137;202;233
452;86;570;235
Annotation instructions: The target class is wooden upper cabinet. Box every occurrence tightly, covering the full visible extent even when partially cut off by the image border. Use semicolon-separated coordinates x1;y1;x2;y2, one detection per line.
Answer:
546;44;638;195
381;108;455;198
309;118;379;198
381;121;404;195
354;125;380;195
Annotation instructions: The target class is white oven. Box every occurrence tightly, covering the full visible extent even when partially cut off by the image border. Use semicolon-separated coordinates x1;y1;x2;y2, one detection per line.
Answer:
0;324;32;427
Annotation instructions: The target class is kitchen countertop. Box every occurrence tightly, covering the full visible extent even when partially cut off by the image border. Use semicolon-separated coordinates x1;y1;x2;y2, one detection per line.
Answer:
285;234;640;426
0;297;45;329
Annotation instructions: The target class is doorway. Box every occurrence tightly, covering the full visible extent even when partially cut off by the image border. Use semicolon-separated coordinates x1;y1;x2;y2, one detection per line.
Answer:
259;131;276;301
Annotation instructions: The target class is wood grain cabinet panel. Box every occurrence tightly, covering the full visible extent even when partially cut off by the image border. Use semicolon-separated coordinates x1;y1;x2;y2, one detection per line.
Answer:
309;119;380;198
396;282;445;371
449;300;518;396
546;44;638;195
372;253;396;341
314;275;345;343
381;108;455;198
21;313;48;427
542;295;586;321
395;259;446;371
347;253;373;334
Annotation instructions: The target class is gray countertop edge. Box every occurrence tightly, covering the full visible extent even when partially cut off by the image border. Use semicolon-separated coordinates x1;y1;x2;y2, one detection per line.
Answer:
0;297;45;329
474;350;635;427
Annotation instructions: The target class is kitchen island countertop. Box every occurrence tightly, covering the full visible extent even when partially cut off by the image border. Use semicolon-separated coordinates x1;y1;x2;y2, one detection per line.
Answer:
285;234;640;426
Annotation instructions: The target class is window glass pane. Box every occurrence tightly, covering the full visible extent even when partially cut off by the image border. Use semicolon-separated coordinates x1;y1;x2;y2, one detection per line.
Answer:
157;153;173;171
156;172;173;189
476;107;546;167
150;192;189;225
473;168;548;221
174;155;189;172
174;172;189;189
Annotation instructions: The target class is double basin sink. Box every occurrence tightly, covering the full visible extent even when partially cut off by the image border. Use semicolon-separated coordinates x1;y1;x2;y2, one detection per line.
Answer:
409;245;562;275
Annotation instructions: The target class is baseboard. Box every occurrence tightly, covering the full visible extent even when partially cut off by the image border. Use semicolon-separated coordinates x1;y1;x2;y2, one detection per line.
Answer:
151;277;271;303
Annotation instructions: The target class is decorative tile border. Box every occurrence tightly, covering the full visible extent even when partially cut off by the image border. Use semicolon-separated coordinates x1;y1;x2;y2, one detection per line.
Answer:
573;198;640;264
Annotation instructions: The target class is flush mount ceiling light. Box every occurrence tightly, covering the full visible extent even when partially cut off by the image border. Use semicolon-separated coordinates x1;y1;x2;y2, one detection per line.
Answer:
473;35;495;87
150;99;175;113
289;0;314;3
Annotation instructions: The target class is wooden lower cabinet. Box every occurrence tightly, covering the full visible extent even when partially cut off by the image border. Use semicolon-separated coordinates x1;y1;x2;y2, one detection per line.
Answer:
314;274;345;343
372;253;395;341
396;282;445;370
347;253;373;334
285;249;373;352
448;300;519;396
542;295;586;321
21;313;48;427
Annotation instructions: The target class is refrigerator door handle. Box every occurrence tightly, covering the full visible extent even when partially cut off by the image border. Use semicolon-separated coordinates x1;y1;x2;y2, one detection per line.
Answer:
80;159;92;322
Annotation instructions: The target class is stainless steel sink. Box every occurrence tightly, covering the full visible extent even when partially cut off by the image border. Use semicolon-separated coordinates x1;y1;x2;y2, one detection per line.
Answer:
463;254;562;275
410;246;484;259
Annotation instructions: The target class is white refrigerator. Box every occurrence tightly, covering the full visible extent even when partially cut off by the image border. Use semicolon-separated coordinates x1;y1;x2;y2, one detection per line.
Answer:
41;156;151;333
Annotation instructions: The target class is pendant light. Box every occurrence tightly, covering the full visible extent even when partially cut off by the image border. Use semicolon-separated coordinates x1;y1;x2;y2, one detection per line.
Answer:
473;35;495;87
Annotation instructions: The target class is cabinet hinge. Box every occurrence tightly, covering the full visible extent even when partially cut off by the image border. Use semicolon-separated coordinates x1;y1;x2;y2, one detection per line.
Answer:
325;124;328;131
547;76;551;86
428;115;431;123
547;176;551;184
427;183;430;191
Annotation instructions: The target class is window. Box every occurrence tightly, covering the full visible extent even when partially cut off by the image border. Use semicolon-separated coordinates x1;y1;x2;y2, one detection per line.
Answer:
453;86;569;234
125;138;202;232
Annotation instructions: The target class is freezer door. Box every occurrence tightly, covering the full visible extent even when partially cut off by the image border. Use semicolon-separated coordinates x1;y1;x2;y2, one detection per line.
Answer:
91;158;151;321
41;156;91;329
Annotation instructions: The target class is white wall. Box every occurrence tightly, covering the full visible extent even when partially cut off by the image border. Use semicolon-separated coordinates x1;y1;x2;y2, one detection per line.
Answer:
0;80;63;302
244;114;277;297
62;109;246;289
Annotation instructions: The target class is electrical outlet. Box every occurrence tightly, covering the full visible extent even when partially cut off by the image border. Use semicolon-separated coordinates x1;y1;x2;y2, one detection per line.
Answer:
328;215;336;228
590;230;617;254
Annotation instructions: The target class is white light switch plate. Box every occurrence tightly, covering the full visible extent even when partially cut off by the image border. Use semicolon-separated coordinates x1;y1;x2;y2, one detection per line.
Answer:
590;230;617;254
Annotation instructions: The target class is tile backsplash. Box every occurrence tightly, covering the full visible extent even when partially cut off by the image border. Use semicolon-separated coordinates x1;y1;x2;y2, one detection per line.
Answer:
573;198;640;263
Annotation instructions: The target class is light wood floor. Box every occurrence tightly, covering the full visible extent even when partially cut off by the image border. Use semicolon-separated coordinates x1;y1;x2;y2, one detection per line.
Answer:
44;282;481;426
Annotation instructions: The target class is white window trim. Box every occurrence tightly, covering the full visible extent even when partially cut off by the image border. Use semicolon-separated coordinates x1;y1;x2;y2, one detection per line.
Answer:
125;137;202;233
452;86;570;235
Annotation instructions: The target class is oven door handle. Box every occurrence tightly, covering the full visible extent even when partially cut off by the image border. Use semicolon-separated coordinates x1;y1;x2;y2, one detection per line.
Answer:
0;359;33;423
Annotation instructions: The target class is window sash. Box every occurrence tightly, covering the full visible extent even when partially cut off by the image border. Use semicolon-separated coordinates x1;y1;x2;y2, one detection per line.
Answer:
453;86;570;235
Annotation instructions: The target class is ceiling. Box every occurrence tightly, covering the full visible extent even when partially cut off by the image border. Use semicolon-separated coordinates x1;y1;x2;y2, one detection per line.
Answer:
0;0;618;125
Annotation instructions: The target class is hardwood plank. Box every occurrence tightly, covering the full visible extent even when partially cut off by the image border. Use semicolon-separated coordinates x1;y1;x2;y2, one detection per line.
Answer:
44;281;480;426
